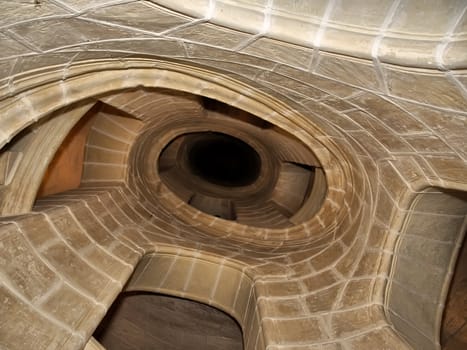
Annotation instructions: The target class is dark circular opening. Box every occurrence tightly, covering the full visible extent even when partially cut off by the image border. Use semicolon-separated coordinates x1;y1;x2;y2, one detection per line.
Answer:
187;132;261;187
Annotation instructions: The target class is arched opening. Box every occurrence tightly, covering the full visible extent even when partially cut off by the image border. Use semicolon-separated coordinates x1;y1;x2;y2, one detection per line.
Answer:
93;292;243;350
0;63;353;350
0;63;339;232
386;188;467;350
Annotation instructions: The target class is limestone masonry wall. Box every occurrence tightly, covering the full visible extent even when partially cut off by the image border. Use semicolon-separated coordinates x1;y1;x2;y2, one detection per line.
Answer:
0;1;466;349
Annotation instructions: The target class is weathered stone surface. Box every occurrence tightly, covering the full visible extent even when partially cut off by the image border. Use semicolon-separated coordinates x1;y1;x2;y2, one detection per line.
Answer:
0;2;466;350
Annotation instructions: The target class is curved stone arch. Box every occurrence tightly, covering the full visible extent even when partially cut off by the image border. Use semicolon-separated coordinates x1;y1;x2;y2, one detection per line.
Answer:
0;59;337;154
0;102;96;215
0;58;361;244
123;249;262;349
124;251;254;331
385;185;467;350
152;0;467;69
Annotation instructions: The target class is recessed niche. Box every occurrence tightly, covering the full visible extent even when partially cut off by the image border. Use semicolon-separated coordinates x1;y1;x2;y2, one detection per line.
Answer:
93;293;243;350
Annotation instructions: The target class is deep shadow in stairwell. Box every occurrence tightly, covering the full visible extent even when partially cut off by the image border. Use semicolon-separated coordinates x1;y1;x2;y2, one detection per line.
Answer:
94;292;244;350
187;132;261;187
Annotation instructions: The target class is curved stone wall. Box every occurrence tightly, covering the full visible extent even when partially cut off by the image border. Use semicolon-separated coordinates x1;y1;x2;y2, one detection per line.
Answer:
386;187;467;349
0;1;466;350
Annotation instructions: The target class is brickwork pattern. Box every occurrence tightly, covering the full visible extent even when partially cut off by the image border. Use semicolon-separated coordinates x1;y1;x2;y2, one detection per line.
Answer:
0;1;466;350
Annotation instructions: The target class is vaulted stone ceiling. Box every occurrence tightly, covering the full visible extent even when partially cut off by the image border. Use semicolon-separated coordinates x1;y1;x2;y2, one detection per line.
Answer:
0;1;466;350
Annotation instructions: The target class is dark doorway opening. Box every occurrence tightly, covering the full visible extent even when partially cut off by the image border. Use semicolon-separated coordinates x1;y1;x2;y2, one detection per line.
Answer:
94;292;244;350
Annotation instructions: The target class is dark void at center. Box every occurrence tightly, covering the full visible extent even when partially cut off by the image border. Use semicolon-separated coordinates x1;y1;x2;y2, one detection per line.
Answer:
187;132;261;187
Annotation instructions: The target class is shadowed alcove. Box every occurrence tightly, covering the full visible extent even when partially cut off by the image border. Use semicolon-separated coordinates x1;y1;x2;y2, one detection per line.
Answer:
94;293;243;350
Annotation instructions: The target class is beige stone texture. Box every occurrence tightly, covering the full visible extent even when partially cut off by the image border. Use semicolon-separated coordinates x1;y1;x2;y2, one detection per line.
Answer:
84;2;191;33
0;285;82;350
0;1;466;350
